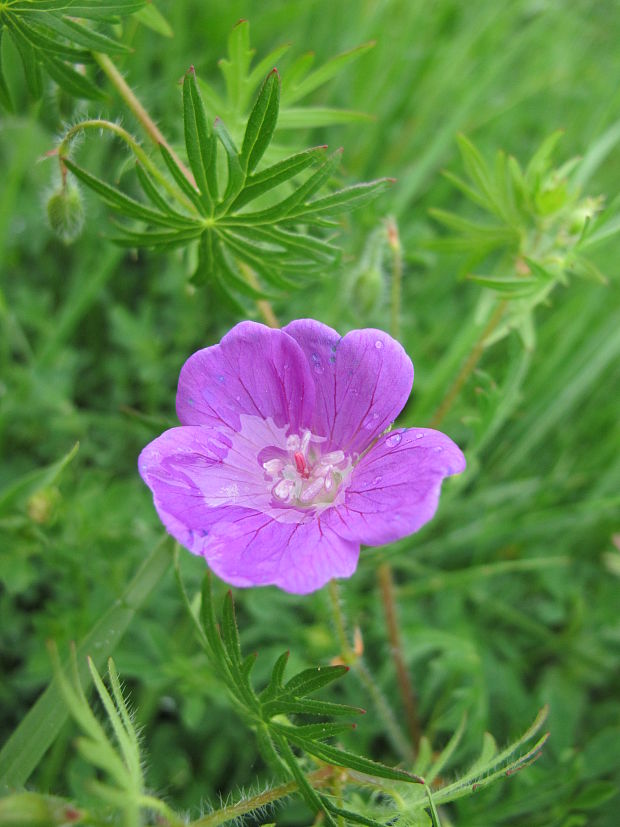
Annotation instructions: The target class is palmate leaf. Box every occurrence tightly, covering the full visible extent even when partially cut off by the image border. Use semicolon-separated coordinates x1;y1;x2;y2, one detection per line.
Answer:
0;0;145;107
61;59;390;308
183;575;416;825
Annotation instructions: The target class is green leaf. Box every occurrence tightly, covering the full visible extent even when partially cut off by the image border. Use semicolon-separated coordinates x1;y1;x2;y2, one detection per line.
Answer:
40;13;131;54
40;53;104;100
0;31;13;111
284;665;350;697
183;68;217;210
225;149;343;225
282;41;375;105
199;574;230;667
111;226;204;249
134;162;180;215
7;15;89;62
220;18;253;111
214;117;245;206
272;721;356;741
262;698;365;719
289;178;393;220
456;133;498;209
425;714;467;785
13;1;147;16
63;158;197;229
212;239;273;298
240;68;280;174
221;590;243;666
246;41;290;91
229;145;327;211
284;729;424;784
7;23;43;99
159;143;205;214
321;799;388;827
274;736;338;827
260;651;290;701
133;3;173;37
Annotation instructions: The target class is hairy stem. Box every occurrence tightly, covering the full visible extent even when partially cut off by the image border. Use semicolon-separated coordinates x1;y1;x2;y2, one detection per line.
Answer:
57;119;196;213
191;767;334;827
378;563;420;752
327;580;413;762
429;299;507;428
93;52;193;184
93;52;280;328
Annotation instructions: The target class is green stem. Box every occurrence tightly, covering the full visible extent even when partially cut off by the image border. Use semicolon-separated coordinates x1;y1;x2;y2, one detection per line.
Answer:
326;580;413;763
429;299;507;428
93;51;194;185
57;119;197;213
387;217;402;341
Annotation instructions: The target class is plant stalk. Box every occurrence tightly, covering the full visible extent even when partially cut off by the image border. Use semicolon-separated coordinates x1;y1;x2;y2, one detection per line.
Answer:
378;563;420;752
93;52;194;184
387;217;402;341
429;299;507;428
327;580;413;762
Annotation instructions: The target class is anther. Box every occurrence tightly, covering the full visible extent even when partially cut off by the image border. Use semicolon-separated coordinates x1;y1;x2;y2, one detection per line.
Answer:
294;451;308;477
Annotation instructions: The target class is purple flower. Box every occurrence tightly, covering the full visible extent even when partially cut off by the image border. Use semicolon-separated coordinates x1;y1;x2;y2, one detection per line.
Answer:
139;319;465;594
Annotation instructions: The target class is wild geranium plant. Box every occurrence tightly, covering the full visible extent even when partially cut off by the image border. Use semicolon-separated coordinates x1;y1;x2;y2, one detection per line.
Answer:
139;320;465;592
2;6;619;827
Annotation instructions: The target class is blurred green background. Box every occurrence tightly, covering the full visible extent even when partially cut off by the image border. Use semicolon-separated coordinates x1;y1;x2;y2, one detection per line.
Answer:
1;1;619;824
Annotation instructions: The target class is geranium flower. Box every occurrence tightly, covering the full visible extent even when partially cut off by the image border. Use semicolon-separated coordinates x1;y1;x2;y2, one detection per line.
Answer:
139;319;465;593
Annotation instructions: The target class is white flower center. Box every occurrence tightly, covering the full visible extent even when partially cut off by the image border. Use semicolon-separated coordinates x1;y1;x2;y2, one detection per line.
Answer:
262;429;350;508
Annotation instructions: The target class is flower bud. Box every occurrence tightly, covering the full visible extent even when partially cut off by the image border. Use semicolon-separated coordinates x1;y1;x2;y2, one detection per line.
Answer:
46;183;84;244
27;486;60;525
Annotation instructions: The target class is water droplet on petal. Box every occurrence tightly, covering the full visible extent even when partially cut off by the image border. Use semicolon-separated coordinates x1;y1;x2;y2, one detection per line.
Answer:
372;475;382;485
217;374;225;383
416;432;424;439
375;340;384;349
434;446;443;453
386;433;402;447
310;352;324;372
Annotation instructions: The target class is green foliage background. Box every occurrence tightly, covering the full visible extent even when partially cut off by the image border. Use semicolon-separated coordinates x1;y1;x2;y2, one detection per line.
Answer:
1;0;619;824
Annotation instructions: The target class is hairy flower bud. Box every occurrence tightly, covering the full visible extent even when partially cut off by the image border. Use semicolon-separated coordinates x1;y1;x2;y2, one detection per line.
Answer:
46;183;84;244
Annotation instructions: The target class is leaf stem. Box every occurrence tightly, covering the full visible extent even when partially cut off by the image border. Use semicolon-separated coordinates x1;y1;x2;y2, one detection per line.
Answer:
378;563;420;753
190;767;334;827
57;119;196;213
429;299;507;428
93;51;194;185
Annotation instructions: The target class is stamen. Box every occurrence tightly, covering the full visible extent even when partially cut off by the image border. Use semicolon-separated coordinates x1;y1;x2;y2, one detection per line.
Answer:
300;476;326;503
263;458;284;478
273;479;295;501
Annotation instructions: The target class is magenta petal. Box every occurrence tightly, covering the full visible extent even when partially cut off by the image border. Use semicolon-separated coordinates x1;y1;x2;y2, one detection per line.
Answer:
176;321;316;433
326;428;466;546
138;425;250;540
201;511;360;594
283;319;413;456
